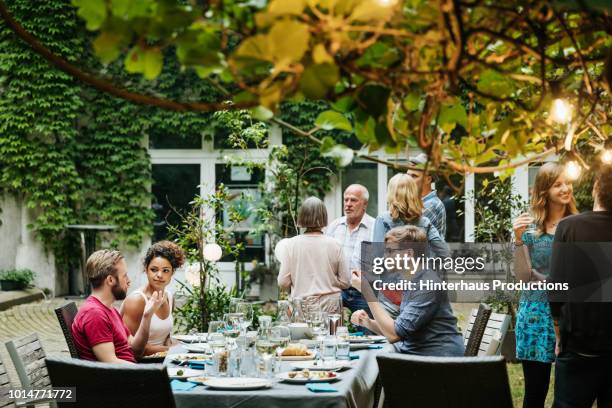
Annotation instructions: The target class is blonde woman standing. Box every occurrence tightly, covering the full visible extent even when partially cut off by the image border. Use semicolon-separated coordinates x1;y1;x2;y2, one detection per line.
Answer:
276;196;348;314
513;162;577;408
373;173;449;257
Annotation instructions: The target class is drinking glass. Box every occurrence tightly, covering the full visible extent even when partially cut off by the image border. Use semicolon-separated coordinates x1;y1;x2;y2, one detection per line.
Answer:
524;212;538;235
336;326;349;340
255;338;277;379
223;313;242;342
270;326;291;360
321;336;337;364
328;313;341;336
276;300;292;324
236;302;253;335
336;339;350;361
208;320;224;336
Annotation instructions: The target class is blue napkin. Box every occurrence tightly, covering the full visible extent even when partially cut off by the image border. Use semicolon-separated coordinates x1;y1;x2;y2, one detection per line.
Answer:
306;382;337;393
171;379;197;391
349;353;360;360
368;345;383;350
352;331;364;337
188;361;213;369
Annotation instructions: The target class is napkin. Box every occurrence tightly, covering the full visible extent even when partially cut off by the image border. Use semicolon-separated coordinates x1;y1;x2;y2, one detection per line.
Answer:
171;380;197;391
349;353;360;360
368;345;383;350
306;383;337;393
352;331;365;337
188;361;213;369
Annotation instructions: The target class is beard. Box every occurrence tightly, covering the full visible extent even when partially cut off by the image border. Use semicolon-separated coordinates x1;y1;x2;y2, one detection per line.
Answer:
111;280;127;301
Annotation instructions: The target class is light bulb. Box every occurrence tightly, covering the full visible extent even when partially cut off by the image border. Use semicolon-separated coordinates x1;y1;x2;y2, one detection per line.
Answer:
550;98;572;124
565;161;581;180
375;0;398;6
203;243;222;261
185;263;201;286
602;149;612;165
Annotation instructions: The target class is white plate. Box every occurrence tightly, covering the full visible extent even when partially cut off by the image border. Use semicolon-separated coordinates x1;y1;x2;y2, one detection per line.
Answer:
167;367;203;379
369;336;386;343
291;360;352;371
196;377;272;390
276;371;341;383
345;337;374;344
349;343;372;350
183;343;210;353
279;352;315;361
187;376;210;385
298;339;319;349
171;353;211;363
174;334;207;343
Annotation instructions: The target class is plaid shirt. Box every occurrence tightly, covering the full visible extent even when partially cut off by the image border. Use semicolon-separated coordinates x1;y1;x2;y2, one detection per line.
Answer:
326;214;375;272
423;190;446;238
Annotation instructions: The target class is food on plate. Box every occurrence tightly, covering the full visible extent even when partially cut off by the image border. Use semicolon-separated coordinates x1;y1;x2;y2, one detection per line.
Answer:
146;351;168;358
281;343;311;356
285;370;337;380
287;372;297;379
176;369;184;376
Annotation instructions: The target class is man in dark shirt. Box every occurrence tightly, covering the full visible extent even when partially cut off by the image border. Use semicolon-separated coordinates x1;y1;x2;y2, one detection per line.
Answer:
548;163;612;407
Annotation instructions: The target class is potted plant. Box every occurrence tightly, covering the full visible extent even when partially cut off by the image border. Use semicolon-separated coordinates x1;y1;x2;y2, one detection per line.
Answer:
0;269;35;291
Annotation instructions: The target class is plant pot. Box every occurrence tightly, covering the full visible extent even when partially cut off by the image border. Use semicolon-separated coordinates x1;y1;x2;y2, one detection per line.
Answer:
0;280;27;291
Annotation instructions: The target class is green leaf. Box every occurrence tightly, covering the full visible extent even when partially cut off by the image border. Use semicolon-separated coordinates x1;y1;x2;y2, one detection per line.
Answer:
143;48;163;79
73;0;107;30
124;46;145;74
267;0;305;15
349;0;393;22
403;93;421;112
269;20;310;64
299;63;339;99
357;85;390;118
322;144;354;167
354;114;376;144
93;32;124;64
477;69;516;98
315;111;352;132
438;104;468;133
249;106;274;121
320;136;336;153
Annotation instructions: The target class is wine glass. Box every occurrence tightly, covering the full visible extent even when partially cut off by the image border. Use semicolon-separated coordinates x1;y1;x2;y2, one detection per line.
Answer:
223;313;242;341
208;320;224;336
276;300;292;324
236;302;253;335
255;338;277;379
229;297;242;313
270;326;291;357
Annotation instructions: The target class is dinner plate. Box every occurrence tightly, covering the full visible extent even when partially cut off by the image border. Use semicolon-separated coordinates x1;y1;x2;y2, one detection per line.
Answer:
186;376;209;385
167;367;203;379
174;334;207;343
291;360;352;371
344;337;374;344
369;335;387;343
276;371;341;383
183;343;210;353
194;377;272;390
171;353;211;364
349;343;372;350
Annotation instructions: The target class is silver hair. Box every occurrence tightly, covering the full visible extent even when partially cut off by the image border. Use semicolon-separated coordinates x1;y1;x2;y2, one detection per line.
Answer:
344;184;369;202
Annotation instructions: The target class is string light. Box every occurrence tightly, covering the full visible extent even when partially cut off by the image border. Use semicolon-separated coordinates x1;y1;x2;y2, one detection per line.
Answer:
565;160;582;181
203;243;222;261
375;0;398;6
550;98;573;124
602;150;612;165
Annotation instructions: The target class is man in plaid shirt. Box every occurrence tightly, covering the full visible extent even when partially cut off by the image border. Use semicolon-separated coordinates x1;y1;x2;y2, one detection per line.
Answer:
326;184;375;327
406;153;447;238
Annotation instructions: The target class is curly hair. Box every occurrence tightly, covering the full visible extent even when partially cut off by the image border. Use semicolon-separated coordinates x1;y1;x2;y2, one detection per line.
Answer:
143;240;185;272
387;173;423;223
530;162;578;235
595;163;612;211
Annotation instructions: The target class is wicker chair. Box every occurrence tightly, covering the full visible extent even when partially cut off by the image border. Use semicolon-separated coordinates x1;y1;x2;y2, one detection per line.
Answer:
54;302;80;359
463;303;492;356
376;353;513;408
45;356;176;408
1;354;14;408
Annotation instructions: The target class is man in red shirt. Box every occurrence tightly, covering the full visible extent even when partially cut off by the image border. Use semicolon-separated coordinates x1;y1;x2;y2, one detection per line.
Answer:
72;249;165;363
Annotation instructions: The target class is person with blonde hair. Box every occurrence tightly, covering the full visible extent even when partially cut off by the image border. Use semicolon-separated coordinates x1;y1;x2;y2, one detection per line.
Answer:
373;173;449;256
276;196;348;313
350;225;464;356
512;162;578;408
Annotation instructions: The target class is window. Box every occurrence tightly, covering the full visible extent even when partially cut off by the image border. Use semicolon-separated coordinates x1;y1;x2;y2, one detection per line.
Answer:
215;164;265;262
151;164;200;242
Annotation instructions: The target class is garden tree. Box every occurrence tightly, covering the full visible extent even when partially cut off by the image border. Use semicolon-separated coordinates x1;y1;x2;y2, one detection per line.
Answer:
1;0;610;183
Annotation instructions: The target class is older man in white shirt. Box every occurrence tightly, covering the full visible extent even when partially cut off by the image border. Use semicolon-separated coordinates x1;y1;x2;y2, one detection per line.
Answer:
326;184;375;322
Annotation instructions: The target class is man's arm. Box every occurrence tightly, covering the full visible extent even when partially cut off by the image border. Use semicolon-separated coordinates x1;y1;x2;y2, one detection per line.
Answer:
92;342;135;364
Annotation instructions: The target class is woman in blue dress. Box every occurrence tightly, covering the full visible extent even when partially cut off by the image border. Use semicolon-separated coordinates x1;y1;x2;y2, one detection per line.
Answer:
513;162;578;408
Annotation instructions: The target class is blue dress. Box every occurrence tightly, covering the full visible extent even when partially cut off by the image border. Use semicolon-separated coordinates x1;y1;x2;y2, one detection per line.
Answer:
515;232;556;363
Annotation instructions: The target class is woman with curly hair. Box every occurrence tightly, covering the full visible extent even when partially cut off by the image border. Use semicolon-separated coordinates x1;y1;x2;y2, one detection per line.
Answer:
121;240;185;355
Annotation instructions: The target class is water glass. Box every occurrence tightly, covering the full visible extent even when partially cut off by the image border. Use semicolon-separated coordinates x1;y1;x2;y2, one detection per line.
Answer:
321;337;336;363
328;313;341;336
336;326;349;340
208;320;224;335
336;340;350;361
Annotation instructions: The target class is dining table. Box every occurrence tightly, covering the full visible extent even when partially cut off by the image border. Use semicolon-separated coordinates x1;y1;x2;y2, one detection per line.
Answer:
165;342;389;408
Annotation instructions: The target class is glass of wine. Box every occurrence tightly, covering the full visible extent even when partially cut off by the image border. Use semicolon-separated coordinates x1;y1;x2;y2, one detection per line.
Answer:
223;313;243;344
255;338;277;379
270;325;291;369
236;302;253;335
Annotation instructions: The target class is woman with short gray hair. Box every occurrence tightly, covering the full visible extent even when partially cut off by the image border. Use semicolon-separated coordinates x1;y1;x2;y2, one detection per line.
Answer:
276;197;348;313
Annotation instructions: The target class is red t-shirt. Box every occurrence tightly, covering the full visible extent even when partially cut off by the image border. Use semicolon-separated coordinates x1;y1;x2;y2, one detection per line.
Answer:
71;296;136;363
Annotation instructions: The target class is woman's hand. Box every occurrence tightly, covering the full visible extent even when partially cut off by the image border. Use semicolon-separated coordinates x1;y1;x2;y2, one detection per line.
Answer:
512;212;534;243
351;310;369;327
350;270;362;291
143;290;166;319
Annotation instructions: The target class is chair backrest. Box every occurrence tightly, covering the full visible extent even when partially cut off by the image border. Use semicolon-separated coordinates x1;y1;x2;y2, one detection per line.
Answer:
463;303;491;356
5;333;51;388
0;355;16;408
376;353;513;408
45;356;176;408
54;302;80;359
464;307;511;356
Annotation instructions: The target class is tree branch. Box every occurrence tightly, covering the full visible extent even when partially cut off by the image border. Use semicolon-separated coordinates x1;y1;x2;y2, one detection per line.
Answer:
0;0;256;113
